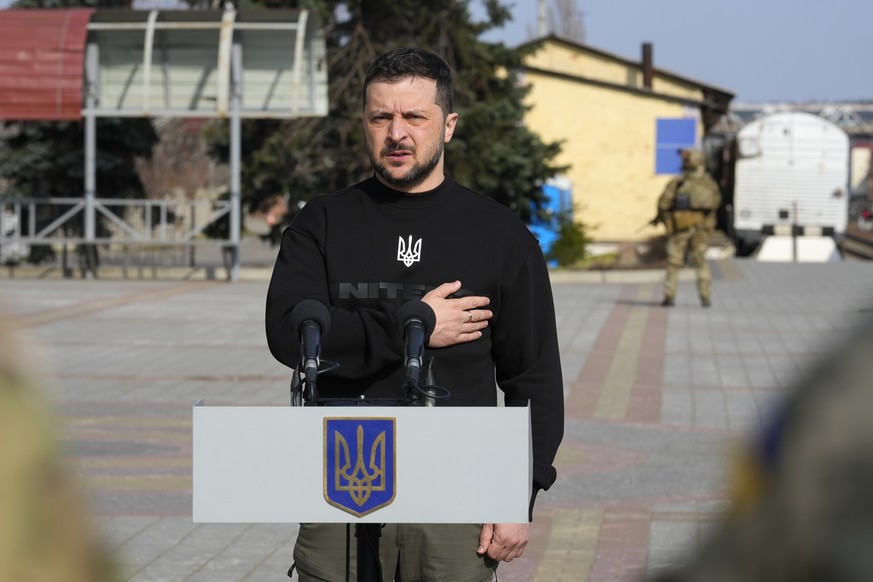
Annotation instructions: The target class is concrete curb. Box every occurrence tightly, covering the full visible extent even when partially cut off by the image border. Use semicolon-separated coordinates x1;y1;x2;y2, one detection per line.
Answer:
2;264;694;284
549;269;670;284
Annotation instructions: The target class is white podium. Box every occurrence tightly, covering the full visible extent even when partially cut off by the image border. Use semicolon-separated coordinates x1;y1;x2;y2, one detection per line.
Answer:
192;403;532;524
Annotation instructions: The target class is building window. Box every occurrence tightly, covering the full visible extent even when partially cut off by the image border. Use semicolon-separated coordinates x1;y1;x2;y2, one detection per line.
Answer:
655;118;697;174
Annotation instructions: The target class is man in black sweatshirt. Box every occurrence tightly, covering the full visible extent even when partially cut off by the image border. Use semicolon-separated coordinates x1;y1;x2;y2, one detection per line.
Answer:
266;47;564;582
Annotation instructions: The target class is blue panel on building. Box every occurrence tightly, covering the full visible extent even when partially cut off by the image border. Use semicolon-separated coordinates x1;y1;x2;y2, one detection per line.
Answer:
655;118;697;174
530;180;572;267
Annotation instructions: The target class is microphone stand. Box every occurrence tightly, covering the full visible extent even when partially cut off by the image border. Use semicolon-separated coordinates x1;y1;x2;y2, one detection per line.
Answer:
421;358;436;407
291;349;321;407
355;357;443;581
356;524;382;582
293;353;384;581
302;358;319;406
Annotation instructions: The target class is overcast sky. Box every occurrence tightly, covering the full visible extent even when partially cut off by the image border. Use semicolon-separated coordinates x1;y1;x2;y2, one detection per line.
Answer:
473;0;869;103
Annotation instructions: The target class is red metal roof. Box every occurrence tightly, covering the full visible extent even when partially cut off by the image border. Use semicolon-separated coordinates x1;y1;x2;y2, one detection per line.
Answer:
0;8;94;121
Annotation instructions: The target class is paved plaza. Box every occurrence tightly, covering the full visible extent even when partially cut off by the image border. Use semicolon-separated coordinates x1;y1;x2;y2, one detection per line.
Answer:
1;257;872;582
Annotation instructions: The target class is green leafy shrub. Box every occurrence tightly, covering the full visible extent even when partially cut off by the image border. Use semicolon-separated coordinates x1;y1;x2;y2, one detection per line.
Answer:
546;209;593;268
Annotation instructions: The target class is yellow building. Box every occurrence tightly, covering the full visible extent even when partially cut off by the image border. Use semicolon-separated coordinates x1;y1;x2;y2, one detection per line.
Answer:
520;36;734;243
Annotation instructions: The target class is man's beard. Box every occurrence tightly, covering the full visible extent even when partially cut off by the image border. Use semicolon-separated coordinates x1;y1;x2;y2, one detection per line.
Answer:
371;141;443;190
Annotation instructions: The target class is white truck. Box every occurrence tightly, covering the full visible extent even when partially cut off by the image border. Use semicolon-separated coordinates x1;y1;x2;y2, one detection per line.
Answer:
733;111;849;258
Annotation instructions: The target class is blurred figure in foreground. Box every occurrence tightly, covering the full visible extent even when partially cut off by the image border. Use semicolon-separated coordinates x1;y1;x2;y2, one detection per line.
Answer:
649;312;873;582
652;148;721;307
0;310;117;582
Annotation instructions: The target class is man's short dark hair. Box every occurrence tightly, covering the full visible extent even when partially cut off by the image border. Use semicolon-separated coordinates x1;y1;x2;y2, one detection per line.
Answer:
362;47;454;116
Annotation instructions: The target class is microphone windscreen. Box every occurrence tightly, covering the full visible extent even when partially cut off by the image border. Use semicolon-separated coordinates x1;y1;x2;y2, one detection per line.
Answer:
396;300;436;342
289;299;331;334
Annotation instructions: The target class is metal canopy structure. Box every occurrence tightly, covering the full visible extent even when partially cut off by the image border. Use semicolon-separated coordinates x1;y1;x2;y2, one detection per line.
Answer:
84;8;327;119
0;7;327;280
81;7;327;280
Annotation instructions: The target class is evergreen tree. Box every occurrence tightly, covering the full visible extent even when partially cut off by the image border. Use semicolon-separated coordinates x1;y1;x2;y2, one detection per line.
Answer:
206;0;566;223
0;119;157;201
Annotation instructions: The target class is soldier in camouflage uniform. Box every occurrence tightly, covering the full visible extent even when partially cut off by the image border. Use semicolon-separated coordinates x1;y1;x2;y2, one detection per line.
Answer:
653;148;721;307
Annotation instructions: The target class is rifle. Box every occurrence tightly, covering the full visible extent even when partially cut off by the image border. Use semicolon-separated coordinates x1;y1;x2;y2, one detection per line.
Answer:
635;216;660;234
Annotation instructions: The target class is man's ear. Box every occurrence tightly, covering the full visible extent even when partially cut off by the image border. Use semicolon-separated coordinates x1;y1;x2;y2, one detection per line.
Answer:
444;112;459;143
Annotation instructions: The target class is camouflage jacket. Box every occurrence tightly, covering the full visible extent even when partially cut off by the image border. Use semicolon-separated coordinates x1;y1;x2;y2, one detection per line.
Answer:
656;167;721;233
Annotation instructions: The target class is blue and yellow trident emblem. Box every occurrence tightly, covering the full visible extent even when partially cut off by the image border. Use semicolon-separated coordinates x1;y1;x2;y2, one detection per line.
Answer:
324;418;396;517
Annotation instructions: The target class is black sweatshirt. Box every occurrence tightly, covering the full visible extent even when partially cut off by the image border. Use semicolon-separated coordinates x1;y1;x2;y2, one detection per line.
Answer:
265;175;564;516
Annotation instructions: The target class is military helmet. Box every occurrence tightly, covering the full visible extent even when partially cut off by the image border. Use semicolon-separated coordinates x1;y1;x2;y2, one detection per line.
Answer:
680;148;705;170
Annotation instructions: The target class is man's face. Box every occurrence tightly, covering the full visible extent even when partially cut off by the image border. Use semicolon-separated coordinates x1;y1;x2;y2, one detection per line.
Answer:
681;150;702;172
681;154;692;172
363;76;458;193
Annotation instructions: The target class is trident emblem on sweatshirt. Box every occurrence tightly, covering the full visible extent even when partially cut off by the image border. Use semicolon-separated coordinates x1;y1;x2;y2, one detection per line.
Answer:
397;235;422;267
324;418;396;517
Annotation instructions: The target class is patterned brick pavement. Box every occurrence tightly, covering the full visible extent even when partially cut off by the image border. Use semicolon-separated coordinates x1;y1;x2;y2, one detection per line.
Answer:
1;259;872;581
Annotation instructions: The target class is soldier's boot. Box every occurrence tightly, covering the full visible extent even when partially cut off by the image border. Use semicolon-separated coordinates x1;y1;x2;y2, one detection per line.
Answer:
661;297;675;307
698;279;712;308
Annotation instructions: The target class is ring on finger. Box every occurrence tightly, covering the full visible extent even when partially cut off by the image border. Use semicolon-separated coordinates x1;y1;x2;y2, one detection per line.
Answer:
467;310;473;322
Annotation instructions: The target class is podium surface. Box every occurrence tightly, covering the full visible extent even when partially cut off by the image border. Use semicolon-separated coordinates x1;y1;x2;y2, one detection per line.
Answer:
193;404;532;524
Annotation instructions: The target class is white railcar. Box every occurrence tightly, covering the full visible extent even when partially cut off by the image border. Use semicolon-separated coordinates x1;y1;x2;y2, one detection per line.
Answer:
733;112;849;252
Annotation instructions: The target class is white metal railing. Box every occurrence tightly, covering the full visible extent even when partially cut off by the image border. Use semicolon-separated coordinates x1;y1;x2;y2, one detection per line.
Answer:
0;197;231;245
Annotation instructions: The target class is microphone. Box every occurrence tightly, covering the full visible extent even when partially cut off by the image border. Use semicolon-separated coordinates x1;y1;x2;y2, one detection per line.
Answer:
289;299;331;384
396;301;436;387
